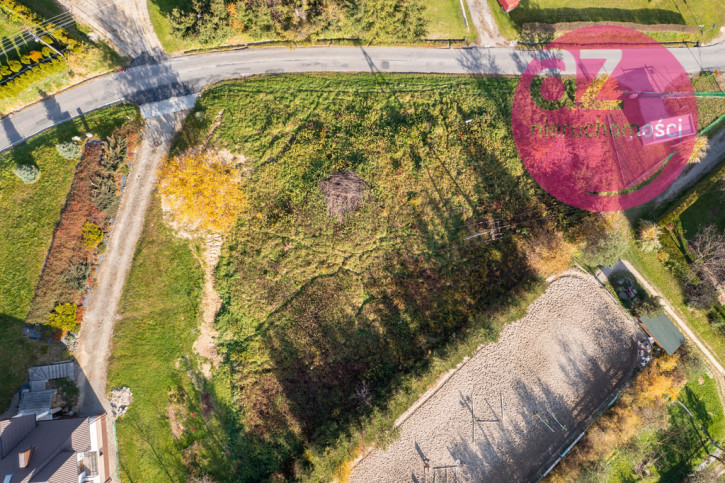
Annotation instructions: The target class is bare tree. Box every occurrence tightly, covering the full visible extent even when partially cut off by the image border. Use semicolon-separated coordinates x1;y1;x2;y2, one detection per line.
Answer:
690;224;725;284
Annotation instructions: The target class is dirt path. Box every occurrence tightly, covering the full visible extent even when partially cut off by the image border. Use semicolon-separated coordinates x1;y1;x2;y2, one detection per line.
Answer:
56;0;163;59
464;0;507;47
74;111;187;481
351;271;642;482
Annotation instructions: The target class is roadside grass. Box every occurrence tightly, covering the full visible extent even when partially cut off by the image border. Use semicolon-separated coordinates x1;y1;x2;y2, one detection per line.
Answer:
424;0;477;40
108;198;234;482
693;73;725;130
148;0;473;53
495;0;724;42
0;104;139;412
0;6;25;38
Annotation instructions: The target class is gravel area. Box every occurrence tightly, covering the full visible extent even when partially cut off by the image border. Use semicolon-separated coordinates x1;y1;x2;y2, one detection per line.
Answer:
351;271;643;482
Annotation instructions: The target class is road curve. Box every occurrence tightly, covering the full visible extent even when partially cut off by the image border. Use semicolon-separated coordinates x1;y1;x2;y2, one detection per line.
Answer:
3;44;725;152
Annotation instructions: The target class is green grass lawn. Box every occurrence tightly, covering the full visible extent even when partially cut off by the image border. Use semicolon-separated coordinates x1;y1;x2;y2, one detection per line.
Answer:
496;0;725;42
680;189;725;238
423;0;477;40
0;6;27;38
0;104;139;412
107;198;235;482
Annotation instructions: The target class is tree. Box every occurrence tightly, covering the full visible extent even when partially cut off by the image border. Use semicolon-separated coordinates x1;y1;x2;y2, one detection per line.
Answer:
638;220;662;253
579;229;629;268
631;295;663;317
47;303;78;332
158;150;246;233
690;224;725;284
688;136;709;164
55;141;81;160
683;282;718;309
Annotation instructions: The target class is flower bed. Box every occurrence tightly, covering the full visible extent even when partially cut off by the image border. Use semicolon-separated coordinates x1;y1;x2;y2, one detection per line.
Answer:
27;123;140;332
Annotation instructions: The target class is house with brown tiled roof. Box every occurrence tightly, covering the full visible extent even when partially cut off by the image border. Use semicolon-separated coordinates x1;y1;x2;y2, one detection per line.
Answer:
0;414;109;483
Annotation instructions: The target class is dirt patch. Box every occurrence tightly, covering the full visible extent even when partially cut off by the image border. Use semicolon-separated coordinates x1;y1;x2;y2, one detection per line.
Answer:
464;0;507;46
319;171;369;221
167;404;185;439
350;271;643;482
201;392;214;418
193;233;224;379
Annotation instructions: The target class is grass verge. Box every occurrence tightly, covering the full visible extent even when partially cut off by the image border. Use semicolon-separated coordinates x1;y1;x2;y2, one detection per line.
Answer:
108;197;234;482
0;103;139;412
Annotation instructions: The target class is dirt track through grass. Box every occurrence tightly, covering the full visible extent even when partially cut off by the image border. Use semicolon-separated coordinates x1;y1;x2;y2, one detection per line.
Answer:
351;271;643;482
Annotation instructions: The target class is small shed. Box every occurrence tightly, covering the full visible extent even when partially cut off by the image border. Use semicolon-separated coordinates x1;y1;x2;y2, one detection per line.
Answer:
638;313;685;355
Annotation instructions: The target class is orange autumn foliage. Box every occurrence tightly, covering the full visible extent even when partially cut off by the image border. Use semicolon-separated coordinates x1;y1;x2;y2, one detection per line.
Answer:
158;150;246;233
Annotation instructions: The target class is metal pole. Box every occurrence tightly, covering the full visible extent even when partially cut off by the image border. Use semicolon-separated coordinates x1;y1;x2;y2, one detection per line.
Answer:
535;413;555;432
547;409;567;431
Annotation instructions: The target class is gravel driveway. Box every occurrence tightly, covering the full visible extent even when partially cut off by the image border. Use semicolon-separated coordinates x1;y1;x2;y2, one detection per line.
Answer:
351;271;643;482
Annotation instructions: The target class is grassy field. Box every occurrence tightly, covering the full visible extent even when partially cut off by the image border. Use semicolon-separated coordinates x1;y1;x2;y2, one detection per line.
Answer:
111;71;586;480
0;104;139;412
107;198;235;482
492;0;725;42
148;0;474;53
0;6;25;38
175;73;584;480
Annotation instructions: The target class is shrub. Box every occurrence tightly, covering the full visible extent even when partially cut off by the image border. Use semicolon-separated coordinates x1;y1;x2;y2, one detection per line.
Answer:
12;164;40;184
55;141;82;160
82;222;104;248
8;60;22;73
638;220;662;252
683;282;718;309
579;230;629;268
90;176;118;211
632;295;664;317
61;260;91;291
688;136;709;164
47;303;78;331
102;135;128;171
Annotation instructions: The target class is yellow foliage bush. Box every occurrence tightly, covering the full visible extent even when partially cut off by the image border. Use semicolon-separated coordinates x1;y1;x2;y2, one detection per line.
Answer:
517;228;575;277
158;150;246;233
688;136;709;164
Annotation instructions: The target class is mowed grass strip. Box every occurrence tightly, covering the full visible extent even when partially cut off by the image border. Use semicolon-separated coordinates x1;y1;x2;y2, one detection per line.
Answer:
494;0;725;42
0;104;139;412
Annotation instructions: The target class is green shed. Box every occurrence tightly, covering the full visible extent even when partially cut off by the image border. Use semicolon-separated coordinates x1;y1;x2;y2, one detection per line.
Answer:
639;313;685;355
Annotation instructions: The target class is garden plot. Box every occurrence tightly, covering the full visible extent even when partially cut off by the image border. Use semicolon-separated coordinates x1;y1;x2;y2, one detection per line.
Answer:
351;271;643;482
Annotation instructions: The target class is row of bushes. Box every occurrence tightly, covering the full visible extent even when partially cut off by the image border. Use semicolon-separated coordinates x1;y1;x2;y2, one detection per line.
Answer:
0;0;79;98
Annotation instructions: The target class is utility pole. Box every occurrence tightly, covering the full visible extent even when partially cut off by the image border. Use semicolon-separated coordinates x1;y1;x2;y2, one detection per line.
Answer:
27;29;64;57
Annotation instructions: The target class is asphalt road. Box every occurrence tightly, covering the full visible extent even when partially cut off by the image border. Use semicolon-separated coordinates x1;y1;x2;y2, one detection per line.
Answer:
3;44;725;151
